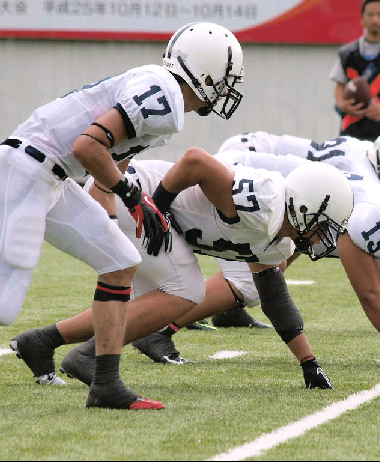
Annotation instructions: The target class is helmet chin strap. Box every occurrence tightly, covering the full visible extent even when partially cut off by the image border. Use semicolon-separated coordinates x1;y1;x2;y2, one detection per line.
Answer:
293;236;313;254
197;106;213;116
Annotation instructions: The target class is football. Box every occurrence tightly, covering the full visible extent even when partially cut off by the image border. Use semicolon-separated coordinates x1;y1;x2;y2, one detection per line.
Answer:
344;76;371;108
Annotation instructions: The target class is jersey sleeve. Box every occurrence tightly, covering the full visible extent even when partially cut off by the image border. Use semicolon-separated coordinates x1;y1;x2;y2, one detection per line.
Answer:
115;71;183;139
232;164;286;238
259;237;295;265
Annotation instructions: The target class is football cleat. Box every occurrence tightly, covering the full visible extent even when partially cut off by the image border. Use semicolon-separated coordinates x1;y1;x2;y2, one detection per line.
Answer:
211;307;273;329
186;319;218;331
35;373;66;386
132;332;193;364
160;354;193;364
250;319;273;329
10;329;57;380
60;338;96;386
129;397;165;410
86;378;164;410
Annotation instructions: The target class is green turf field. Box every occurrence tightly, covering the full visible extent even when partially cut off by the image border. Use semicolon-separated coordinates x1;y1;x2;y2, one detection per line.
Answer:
0;243;379;461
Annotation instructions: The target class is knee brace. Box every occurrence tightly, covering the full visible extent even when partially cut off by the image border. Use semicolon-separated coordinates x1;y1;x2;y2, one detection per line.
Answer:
252;267;304;343
94;281;131;302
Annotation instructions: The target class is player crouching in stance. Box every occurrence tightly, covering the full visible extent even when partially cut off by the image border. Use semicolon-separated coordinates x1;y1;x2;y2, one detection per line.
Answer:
4;21;245;411
11;148;353;392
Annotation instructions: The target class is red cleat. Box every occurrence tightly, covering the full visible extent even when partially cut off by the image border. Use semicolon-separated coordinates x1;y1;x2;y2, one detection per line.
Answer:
129;397;165;410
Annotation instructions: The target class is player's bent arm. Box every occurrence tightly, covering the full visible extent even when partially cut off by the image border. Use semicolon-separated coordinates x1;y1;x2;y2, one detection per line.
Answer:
249;262;333;389
87;181;117;217
160;147;236;219
72;108;128;189
337;232;380;332
86;159;131;217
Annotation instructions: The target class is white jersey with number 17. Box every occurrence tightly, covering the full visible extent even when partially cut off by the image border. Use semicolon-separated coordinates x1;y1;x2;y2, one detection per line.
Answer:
12;65;184;179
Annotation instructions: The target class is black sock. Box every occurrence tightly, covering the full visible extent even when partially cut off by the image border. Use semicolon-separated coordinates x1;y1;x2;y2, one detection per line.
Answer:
39;324;65;348
93;354;120;386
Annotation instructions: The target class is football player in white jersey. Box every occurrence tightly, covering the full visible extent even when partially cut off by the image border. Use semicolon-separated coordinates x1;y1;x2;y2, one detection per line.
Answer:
3;22;244;411
210;147;380;338
218;131;379;182
212;131;380;328
16;147;353;391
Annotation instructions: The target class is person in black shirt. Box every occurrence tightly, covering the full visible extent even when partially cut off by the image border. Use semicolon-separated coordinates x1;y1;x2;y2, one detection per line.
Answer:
330;0;380;141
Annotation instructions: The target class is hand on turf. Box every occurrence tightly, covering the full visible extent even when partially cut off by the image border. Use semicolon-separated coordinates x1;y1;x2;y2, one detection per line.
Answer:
301;357;334;390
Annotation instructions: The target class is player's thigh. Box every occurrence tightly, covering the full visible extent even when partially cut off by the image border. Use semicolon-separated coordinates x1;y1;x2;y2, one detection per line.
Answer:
216;258;260;307
0;148;57;270
0;148;58;324
45;179;141;274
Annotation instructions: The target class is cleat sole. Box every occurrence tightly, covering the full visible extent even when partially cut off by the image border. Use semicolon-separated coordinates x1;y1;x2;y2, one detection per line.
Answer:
130;398;165;410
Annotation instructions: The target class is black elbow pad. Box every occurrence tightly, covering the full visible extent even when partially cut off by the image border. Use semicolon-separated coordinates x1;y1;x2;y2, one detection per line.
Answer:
252;267;304;343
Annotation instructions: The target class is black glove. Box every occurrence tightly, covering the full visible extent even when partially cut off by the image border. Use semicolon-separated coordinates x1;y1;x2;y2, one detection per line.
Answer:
111;179;171;253
146;212;173;256
301;357;334;390
164;210;183;235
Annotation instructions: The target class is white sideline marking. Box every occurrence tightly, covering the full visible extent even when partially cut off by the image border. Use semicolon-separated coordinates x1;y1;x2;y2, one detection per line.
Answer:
210;351;248;360
0;348;13;356
207;383;380;461
286;279;314;285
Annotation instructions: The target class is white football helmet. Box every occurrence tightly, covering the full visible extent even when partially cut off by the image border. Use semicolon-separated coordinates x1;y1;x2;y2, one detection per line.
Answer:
367;136;380;178
285;162;354;261
163;22;244;120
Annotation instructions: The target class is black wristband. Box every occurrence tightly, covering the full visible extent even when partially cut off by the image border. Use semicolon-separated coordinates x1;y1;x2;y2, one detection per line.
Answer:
110;178;132;197
152;181;178;212
300;357;318;369
110;177;140;208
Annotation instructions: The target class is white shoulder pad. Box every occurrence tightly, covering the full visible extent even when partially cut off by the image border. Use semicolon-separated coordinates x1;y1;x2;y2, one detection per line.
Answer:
347;202;380;259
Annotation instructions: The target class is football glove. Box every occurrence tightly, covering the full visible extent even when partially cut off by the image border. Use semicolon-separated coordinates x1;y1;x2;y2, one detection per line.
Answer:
164;210;183;235
151;181;183;236
301;357;334;390
111;179;171;252
146;212;173;256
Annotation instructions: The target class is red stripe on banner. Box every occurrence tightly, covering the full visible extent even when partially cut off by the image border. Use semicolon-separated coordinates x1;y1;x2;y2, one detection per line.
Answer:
0;29;172;42
97;285;132;295
235;0;362;44
0;0;363;44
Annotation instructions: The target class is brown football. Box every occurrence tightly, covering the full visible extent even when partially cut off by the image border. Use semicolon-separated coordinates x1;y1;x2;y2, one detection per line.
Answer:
344;76;371;108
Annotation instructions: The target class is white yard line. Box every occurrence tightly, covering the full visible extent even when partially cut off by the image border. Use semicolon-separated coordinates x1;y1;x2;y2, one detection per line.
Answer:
0;348;13;356
286;279;315;285
209;351;248;360
207;383;380;461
